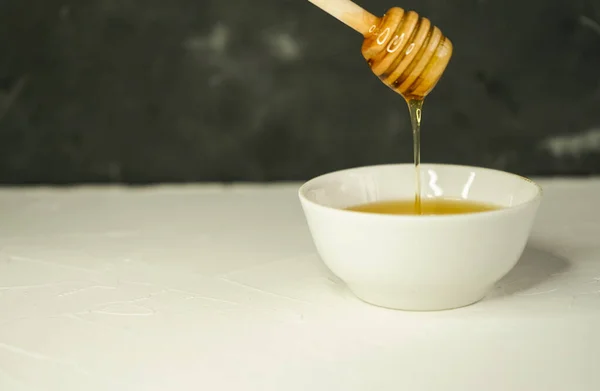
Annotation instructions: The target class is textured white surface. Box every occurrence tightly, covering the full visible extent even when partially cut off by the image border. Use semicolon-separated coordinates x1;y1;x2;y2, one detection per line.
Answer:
0;180;600;391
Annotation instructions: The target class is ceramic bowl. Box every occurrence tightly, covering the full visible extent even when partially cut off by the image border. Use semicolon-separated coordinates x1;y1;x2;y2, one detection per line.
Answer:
298;164;542;311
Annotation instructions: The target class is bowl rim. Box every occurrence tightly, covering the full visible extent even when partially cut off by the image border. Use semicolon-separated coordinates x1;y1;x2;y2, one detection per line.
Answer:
297;163;543;221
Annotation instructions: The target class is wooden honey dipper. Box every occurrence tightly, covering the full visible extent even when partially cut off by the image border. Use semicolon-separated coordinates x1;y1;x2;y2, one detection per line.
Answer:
308;0;453;100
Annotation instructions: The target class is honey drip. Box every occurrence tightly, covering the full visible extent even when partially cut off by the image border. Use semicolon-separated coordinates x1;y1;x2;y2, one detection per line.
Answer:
407;98;423;214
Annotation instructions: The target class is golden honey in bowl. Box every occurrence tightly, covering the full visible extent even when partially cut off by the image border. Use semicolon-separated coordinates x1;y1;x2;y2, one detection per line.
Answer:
346;198;501;215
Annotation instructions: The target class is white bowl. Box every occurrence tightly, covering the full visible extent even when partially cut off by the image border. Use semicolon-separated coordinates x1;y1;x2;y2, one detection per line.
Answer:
298;164;542;311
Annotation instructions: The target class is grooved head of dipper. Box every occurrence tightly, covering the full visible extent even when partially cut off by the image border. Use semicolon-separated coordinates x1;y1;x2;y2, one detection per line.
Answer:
361;7;453;100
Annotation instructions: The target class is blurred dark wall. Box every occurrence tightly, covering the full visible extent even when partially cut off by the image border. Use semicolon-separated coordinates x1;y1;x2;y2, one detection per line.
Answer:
1;0;600;184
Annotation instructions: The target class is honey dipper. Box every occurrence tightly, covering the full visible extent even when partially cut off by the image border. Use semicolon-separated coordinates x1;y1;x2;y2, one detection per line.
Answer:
308;0;453;100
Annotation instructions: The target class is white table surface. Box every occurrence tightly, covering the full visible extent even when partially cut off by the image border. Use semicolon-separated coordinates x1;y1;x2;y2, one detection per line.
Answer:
1;179;600;391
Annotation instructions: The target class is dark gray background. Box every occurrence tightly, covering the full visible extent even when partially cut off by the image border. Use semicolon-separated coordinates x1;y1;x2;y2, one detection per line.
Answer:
1;0;600;184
